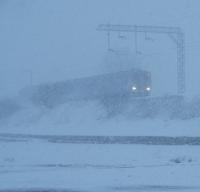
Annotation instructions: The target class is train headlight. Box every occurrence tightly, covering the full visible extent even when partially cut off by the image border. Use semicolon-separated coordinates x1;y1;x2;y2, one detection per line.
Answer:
146;87;151;91
132;86;137;91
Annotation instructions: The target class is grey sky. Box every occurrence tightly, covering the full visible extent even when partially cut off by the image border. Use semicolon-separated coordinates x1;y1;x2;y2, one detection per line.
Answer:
0;0;199;97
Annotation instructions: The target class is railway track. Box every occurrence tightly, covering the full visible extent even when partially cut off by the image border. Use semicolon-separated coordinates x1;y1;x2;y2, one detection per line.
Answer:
1;133;200;145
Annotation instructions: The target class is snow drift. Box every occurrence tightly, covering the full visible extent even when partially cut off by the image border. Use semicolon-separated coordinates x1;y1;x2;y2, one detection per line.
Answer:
0;80;200;136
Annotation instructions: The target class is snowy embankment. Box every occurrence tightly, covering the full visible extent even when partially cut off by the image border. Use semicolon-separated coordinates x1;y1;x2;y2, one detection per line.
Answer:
0;82;200;137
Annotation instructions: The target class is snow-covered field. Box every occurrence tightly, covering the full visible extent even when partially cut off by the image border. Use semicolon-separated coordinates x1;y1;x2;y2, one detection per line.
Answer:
1;94;200;137
1;87;200;190
1;140;200;191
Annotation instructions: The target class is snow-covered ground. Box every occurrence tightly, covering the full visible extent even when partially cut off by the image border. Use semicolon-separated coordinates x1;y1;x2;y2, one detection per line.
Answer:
0;94;200;137
1;140;200;191
1;87;200;190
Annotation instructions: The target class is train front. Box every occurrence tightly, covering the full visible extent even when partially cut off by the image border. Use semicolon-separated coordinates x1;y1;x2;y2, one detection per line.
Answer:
128;69;151;97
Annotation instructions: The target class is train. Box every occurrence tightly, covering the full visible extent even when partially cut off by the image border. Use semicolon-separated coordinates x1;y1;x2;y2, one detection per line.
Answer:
27;68;151;107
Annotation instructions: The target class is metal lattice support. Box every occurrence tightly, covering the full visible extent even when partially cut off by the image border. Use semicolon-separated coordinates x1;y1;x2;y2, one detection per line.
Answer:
177;32;185;94
97;24;185;94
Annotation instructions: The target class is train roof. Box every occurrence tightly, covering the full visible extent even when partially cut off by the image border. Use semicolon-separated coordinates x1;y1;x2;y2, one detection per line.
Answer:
66;68;150;82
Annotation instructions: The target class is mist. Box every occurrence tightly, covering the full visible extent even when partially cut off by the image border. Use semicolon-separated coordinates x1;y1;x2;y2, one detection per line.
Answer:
2;1;200;190
0;0;199;97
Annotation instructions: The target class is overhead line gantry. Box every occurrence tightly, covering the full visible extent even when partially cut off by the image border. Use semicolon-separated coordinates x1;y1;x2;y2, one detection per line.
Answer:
97;24;185;95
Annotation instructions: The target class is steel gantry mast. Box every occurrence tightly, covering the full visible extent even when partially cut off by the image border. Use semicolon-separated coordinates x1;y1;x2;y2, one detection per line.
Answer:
97;24;185;94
